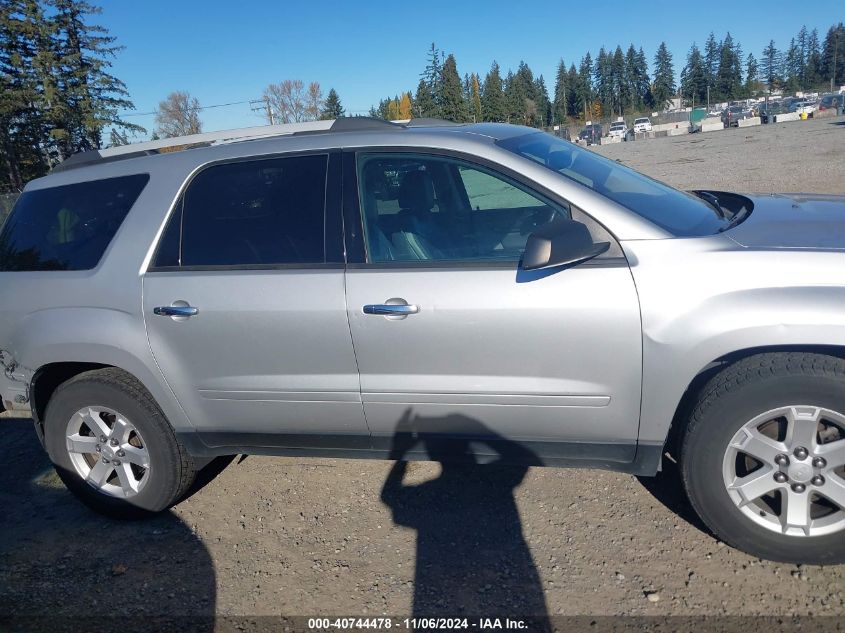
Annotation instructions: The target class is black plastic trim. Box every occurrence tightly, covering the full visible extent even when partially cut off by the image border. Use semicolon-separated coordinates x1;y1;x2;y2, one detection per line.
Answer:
344;257;628;271
147;263;344;273
176;430;663;476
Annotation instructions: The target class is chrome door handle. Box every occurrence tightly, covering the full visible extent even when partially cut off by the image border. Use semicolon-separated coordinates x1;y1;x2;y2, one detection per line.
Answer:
154;305;199;317
363;304;419;316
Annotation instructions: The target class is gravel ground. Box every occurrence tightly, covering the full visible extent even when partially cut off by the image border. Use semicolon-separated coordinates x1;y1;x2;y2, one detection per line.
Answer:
2;118;845;627
593;115;845;194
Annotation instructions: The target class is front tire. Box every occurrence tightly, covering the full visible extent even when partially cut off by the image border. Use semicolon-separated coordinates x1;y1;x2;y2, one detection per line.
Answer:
43;368;197;518
681;353;845;564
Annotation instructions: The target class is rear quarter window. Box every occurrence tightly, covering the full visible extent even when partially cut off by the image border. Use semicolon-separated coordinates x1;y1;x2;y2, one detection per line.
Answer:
0;174;149;271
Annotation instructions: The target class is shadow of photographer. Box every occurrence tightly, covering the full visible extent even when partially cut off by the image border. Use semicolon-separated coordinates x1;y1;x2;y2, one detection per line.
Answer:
0;416;216;630
380;410;548;621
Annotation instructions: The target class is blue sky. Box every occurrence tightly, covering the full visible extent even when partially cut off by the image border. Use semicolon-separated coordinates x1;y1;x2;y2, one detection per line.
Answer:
100;0;842;137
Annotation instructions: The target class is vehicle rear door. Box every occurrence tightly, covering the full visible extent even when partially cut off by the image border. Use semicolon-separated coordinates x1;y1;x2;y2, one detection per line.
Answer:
143;151;369;448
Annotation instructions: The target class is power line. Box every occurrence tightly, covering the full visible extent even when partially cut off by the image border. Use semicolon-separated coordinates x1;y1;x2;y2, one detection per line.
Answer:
118;99;254;118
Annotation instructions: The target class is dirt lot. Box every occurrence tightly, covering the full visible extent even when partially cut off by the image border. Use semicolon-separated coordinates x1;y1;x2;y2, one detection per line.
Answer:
593;115;845;194
2;117;845;628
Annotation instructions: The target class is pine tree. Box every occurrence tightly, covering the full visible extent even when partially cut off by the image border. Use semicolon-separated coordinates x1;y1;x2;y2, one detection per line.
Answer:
552;59;568;123
716;33;742;100
821;23;845;89
439;54;465;122
422;42;442;114
652;42;675;109
745;53;760;95
414;78;436;118
682;43;707;105
566;63;580;118
761;40;782;92
50;0;142;155
469;74;482;123
611;45;626;114
320;88;344;119
704;32;720;93
534;75;550;127
481;61;505;122
576;53;593;120
593;47;612;114
783;37;802;92
503;69;520;124
515;61;538;126
634;47;652;109
806;28;823;88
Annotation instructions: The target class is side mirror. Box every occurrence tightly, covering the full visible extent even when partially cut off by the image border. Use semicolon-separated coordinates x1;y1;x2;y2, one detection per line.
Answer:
521;217;610;271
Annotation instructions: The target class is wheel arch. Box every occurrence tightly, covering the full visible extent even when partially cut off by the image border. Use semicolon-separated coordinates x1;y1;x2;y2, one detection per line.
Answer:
663;344;845;459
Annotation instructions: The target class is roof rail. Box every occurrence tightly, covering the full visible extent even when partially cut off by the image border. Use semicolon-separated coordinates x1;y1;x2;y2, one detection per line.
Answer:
50;117;417;174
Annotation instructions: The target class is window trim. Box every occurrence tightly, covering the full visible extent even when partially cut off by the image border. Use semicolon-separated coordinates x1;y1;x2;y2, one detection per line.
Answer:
344;147;625;269
147;150;342;273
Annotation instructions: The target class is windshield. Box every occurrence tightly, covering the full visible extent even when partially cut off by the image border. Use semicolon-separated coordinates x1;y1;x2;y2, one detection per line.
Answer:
635;118;648;124
496;131;727;236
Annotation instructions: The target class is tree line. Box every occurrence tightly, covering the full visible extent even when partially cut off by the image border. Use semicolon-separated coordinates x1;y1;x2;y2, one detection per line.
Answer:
370;24;844;126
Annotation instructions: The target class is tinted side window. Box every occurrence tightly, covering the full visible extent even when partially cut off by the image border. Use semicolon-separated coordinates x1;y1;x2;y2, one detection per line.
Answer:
0;174;149;271
357;153;568;263
178;154;327;267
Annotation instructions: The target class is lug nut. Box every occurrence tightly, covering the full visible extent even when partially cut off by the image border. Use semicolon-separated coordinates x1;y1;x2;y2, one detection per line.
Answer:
774;454;790;466
99;435;107;443
811;475;826;486
812;456;827;468
794;446;809;460
791;483;806;493
101;457;110;464
773;472;789;483
117;450;125;458
95;444;101;453
112;459;121;466
110;438;119;447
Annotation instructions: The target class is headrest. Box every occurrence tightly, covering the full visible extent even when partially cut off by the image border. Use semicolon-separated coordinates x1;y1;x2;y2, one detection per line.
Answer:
398;169;435;212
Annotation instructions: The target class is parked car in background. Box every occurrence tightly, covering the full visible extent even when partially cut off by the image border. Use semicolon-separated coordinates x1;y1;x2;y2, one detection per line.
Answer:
758;101;785;123
722;105;748;127
819;94;843;112
577;123;603;145
608;121;629;140
633;117;652;133
794;100;818;117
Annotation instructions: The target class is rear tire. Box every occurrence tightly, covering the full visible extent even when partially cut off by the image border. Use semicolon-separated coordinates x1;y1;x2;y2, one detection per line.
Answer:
681;352;845;564
43;368;197;518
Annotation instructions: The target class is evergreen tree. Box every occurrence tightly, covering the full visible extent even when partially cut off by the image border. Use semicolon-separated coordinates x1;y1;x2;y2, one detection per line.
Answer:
481;61;505;122
783;37;802;92
797;26;808;88
652;42;675;109
821;23;845;89
806;28;823;88
469;74;482;123
320;88;344;119
439;54;465;122
552;59;568;123
534;75;550;127
634;47;652;109
745;53;760;95
566;63;580;118
593;47;612;114
50;0;142;155
611;45;626;114
681;43;707;105
761;40;782;92
704;32;720;93
414;78;436;118
716;33;742;100
422;42;442;110
576;53;593;119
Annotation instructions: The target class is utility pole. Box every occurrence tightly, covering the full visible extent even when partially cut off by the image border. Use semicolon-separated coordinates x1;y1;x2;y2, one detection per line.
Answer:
250;97;275;125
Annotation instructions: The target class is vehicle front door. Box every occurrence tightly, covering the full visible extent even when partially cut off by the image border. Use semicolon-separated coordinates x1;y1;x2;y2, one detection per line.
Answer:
343;150;643;465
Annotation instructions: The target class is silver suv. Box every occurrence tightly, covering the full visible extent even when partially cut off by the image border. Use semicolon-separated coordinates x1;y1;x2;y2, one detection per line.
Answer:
1;118;844;565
